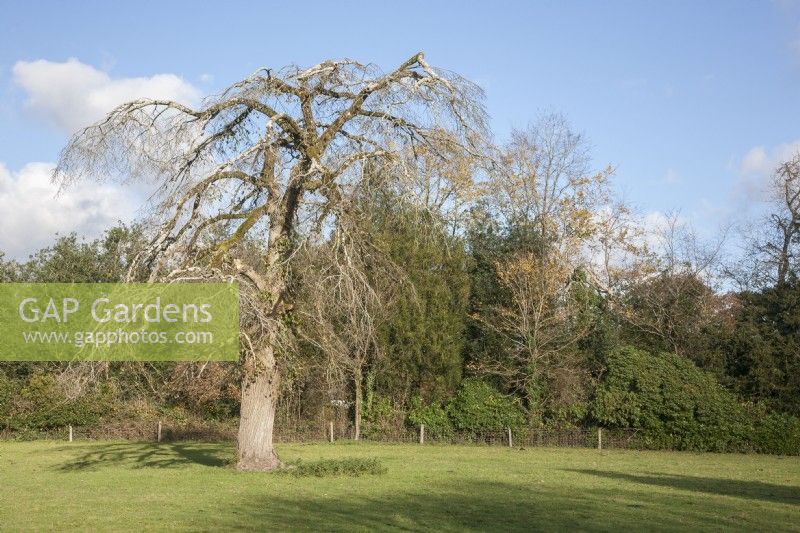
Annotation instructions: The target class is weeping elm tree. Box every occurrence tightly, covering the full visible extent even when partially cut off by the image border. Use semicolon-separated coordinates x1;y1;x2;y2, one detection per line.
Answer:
54;53;486;470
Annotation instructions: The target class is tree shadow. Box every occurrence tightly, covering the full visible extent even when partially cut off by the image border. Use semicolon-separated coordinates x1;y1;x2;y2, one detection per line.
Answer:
41;447;800;530
204;480;781;531
569;469;800;506
56;442;230;471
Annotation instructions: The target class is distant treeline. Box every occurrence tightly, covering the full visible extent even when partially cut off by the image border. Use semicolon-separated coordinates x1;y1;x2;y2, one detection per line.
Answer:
1;115;799;454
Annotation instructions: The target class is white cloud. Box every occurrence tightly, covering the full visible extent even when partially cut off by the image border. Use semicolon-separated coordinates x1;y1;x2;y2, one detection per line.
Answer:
662;168;681;185
740;140;800;177
0;162;137;260
641;210;681;233
740;146;770;176
736;140;800;202
13;58;201;133
639;210;688;249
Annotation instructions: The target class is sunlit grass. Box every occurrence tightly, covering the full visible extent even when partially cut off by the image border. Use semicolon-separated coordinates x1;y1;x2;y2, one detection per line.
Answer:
0;440;798;531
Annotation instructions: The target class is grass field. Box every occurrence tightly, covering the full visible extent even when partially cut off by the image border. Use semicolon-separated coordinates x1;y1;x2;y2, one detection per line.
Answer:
0;441;798;532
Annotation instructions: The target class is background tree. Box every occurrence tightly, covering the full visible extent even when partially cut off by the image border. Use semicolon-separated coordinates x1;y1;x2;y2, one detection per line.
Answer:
373;204;470;406
618;215;730;368
723;155;800;411
469;114;614;423
295;217;391;441
296;172;472;436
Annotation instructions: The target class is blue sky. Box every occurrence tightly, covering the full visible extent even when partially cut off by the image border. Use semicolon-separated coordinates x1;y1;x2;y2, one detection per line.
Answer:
1;0;799;258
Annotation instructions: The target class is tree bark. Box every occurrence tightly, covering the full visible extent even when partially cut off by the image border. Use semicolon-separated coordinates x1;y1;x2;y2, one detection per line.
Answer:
235;214;291;471
236;344;281;471
353;368;362;441
777;222;792;289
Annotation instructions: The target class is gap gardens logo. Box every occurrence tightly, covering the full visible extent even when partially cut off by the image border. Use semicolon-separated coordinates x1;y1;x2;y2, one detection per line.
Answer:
0;283;239;361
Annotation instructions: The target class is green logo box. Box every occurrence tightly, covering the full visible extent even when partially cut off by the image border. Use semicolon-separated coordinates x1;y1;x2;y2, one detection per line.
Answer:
0;283;239;361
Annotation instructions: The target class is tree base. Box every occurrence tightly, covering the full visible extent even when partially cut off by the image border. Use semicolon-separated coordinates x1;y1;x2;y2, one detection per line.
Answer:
236;450;282;472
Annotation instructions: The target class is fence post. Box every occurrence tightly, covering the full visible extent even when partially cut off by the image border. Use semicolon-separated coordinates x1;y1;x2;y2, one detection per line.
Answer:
157;421;162;443
507;427;513;448
68;425;73;442
597;427;602;450
419;424;425;444
329;421;334;443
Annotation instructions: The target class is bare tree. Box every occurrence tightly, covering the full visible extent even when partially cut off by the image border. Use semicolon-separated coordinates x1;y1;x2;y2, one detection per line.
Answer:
620;213;728;357
491;113;611;244
403;131;483;235
54;53;486;470
738;153;800;290
295;219;397;440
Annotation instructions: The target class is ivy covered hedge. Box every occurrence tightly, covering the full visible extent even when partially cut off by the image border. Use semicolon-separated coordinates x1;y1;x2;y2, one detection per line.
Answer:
592;347;800;454
0;372;115;431
3;348;797;455
407;379;526;437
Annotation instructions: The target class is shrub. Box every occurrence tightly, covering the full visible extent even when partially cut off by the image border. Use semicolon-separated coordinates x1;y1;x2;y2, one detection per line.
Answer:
592;346;752;452
361;394;404;438
543;401;590;430
446;379;525;433
751;412;800;455
0;372;17;427
407;396;453;437
9;373;116;430
282;458;386;477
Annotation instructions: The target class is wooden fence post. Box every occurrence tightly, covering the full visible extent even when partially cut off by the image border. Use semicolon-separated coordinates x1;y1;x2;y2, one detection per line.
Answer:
329;421;334;443
507;427;513;448
68;425;73;442
157;421;162;443
419;424;425;444
597;428;602;450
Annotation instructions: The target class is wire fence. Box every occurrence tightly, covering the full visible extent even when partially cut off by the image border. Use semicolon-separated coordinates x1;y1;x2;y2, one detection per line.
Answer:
357;427;640;449
1;423;641;451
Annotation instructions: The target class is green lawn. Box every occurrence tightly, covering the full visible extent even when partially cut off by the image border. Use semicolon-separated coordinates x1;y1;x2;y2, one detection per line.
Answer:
0;441;798;532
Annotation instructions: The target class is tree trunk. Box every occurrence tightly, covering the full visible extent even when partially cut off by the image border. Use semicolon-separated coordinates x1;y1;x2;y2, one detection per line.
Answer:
778;224;792;289
353;369;362;441
235;217;291;471
236;344;281;471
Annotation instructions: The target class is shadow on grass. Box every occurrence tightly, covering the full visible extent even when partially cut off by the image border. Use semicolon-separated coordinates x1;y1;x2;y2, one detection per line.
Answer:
206;480;782;531
42;445;800;531
570;469;800;506
56;442;230;471
222;483;555;531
